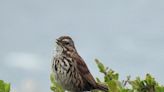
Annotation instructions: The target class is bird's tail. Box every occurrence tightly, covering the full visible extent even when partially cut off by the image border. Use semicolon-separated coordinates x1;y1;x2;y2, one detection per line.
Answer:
96;83;109;92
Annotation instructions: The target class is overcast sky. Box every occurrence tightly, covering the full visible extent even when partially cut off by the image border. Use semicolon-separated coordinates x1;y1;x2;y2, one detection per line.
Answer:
0;0;164;92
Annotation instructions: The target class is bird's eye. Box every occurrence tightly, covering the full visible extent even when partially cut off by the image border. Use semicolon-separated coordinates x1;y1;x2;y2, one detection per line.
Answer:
65;42;70;45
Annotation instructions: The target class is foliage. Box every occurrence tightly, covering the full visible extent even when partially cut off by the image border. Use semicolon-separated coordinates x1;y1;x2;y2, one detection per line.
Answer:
50;73;64;92
50;59;164;92
0;80;10;92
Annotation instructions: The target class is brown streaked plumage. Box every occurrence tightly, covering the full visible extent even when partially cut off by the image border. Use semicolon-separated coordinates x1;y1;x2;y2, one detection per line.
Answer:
52;36;108;92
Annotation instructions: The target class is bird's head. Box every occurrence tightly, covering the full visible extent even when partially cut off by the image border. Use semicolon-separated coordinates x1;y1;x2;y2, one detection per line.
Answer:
56;36;76;53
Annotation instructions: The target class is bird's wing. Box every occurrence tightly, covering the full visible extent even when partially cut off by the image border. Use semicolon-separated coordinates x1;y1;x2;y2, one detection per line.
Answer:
72;53;97;86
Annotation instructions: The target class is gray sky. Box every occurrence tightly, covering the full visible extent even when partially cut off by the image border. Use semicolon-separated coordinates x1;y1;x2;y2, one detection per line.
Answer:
0;0;164;92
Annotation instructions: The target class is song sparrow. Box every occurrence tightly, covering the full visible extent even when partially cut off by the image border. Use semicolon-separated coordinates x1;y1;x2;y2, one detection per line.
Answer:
52;36;108;92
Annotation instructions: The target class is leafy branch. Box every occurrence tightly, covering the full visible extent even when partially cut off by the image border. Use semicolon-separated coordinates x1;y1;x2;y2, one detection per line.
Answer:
50;59;164;92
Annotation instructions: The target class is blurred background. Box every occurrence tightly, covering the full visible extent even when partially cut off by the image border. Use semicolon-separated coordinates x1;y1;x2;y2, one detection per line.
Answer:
0;0;164;92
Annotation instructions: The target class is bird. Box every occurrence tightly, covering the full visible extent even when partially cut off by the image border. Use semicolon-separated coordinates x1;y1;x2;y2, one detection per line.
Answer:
52;36;108;92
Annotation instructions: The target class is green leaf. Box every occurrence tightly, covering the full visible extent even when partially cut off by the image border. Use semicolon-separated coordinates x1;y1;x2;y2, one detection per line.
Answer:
0;80;10;92
4;83;10;92
0;80;5;92
50;73;64;92
156;86;164;92
95;59;106;73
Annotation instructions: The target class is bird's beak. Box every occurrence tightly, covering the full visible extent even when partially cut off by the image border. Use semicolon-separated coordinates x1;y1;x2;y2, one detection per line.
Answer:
56;39;61;45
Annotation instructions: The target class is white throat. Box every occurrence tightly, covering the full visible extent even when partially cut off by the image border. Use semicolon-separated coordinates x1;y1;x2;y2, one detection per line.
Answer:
56;45;63;55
